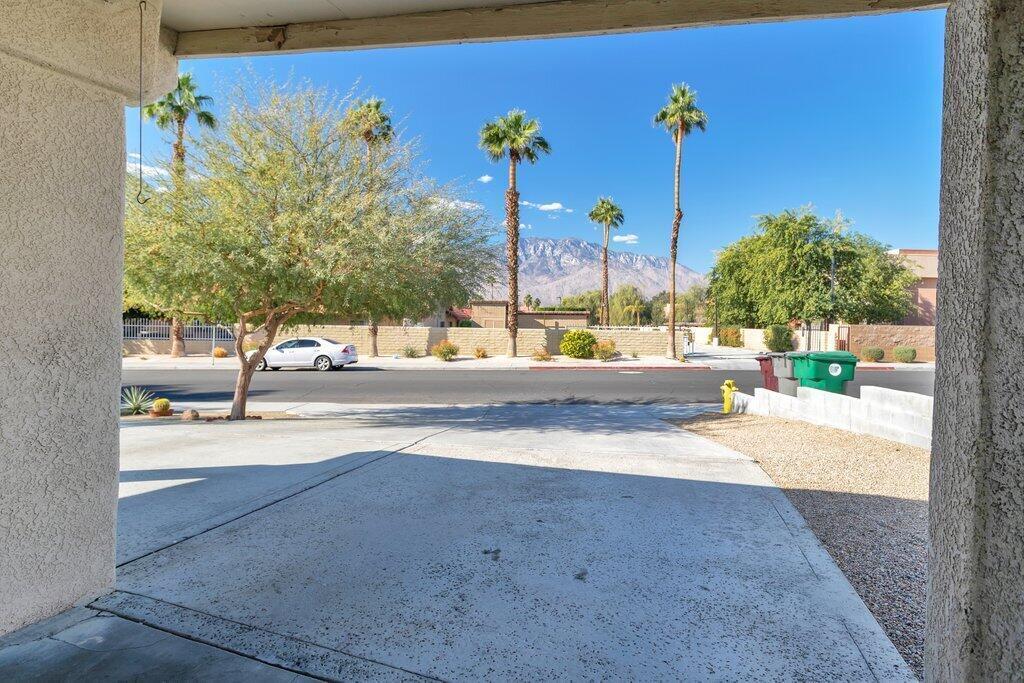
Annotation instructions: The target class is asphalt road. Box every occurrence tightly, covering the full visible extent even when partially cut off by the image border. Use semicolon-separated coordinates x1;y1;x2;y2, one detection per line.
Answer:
122;367;934;405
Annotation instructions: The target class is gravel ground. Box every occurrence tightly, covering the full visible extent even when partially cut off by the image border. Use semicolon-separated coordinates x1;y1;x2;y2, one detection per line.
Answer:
677;412;929;679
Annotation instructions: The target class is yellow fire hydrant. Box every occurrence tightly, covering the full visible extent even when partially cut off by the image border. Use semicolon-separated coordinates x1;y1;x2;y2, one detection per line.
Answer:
720;379;739;414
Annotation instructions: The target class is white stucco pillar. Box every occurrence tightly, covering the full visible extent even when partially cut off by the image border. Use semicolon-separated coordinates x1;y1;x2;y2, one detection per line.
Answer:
0;1;176;635
928;0;1024;679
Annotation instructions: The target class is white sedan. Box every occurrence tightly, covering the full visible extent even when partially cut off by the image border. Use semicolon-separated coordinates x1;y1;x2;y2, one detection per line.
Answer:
253;337;358;372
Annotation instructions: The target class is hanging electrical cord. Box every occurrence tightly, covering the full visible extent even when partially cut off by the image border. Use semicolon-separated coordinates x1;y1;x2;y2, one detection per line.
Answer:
136;0;150;204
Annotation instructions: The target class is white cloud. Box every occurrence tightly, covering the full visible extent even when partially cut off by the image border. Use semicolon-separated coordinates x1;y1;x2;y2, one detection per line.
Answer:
613;233;639;245
519;223;533;230
521;200;570;213
434;197;483;211
126;153;168;180
477;174;493;184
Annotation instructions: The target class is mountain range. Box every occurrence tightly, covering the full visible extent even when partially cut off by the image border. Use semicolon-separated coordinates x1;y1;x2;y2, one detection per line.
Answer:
481;237;706;305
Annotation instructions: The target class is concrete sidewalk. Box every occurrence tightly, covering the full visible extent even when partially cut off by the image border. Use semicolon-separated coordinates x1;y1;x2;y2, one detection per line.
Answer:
2;402;913;680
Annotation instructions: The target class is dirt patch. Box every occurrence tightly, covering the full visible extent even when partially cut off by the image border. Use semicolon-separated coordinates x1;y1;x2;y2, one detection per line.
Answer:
676;412;928;679
120;411;297;423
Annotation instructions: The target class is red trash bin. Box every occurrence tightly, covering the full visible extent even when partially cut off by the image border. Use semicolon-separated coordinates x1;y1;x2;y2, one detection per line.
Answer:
755;355;779;392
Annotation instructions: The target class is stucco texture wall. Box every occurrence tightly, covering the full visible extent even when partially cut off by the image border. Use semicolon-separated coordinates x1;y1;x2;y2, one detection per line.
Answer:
0;53;124;634
927;1;1024;679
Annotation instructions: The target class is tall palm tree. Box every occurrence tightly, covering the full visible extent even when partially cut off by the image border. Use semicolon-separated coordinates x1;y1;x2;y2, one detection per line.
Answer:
654;83;707;358
345;98;394;357
479;110;551;357
588;197;625;326
143;73;217;357
346;97;394;160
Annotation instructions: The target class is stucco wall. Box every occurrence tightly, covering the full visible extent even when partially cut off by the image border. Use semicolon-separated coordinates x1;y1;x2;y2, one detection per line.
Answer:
928;1;1024;679
848;324;935;362
0;2;177;636
0;53;124;634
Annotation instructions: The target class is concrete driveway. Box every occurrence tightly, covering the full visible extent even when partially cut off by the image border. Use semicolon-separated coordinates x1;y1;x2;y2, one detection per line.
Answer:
10;403;913;680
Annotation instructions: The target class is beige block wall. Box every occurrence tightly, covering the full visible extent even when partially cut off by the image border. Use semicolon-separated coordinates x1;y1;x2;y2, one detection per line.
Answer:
848;324;935;362
445;327;548;356
123;339;234;356
282;324;433;356
588;329;669;356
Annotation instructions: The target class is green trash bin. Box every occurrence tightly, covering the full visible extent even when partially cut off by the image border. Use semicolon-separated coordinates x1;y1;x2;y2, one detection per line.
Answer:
790;351;858;394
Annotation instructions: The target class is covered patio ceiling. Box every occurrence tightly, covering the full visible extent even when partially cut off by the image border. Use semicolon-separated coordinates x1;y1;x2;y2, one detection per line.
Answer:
162;0;947;57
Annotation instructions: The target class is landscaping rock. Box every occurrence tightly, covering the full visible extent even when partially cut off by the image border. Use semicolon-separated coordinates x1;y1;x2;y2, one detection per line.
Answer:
181;409;200;421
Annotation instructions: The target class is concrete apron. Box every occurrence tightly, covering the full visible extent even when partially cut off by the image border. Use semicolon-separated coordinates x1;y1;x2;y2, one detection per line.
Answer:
100;403;910;681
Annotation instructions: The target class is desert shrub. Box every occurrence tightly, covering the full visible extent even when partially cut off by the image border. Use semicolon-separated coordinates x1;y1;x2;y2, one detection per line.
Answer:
592;340;618;362
532;347;553;362
763;324;793;352
120;386;155;415
709;327;742;348
212;346;230;358
861;346;885;362
560;330;598;359
401;345;421;358
431;340;459;361
474;347;489;359
152;397;172;414
631;351;639;359
893;346;917;363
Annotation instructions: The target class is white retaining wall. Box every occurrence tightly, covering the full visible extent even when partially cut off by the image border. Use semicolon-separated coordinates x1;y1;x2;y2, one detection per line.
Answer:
731;385;932;449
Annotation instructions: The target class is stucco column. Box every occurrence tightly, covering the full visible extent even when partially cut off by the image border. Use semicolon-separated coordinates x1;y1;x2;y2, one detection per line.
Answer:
928;0;1024;679
0;1;176;635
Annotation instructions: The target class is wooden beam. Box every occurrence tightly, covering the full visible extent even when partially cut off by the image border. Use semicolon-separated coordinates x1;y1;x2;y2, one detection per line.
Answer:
174;0;946;58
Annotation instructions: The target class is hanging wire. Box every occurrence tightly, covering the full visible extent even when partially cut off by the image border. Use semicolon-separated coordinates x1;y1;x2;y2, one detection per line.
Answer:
136;1;150;204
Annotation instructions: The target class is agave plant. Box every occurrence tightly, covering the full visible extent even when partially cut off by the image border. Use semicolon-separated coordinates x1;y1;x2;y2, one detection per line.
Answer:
121;386;155;415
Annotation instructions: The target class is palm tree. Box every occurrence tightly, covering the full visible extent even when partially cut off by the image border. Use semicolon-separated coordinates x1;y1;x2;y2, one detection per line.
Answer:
345;98;394;357
588;197;625;326
143;73;217;357
654;83;707;358
623;303;644;327
479;110;551;357
345;97;394;160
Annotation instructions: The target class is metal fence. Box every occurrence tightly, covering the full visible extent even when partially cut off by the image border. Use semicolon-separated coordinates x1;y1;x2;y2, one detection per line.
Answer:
122;318;235;341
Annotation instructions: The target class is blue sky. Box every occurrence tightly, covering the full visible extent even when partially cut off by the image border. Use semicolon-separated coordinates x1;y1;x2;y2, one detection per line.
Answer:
128;9;945;273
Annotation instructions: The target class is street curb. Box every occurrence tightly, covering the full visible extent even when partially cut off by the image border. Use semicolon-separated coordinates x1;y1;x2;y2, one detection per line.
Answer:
529;365;712;371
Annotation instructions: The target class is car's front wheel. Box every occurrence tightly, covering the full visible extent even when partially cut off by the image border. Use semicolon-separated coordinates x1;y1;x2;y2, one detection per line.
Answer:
314;355;333;372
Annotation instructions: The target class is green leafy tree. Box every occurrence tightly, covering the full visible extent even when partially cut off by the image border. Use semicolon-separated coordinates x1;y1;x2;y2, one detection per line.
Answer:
142;73;218;357
707;209;918;327
588;197;625;325
126;82;451;419
541;290;601;325
609;285;648;326
654;83;708;358
479;110;551;356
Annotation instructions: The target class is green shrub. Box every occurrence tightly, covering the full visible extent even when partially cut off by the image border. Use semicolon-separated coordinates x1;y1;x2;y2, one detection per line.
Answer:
709;327;742;348
861;346;885;362
560;330;598;358
893;346;917;363
763;324;793;352
474;347;489;359
401;345;421;358
431;340;459;361
592;340;618;362
532;347;553;362
152;397;172;414
120;386;155;415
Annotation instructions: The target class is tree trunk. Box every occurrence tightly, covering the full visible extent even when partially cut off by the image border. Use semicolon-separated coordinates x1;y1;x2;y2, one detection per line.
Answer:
230;314;284;420
506;160;520;357
169;317;185;357
369;320;379;357
667;129;684;358
601;223;610;326
172;118;186;186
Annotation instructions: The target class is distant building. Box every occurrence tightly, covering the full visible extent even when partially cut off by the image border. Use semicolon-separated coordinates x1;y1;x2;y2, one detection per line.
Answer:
465;300;590;329
893;249;939;325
